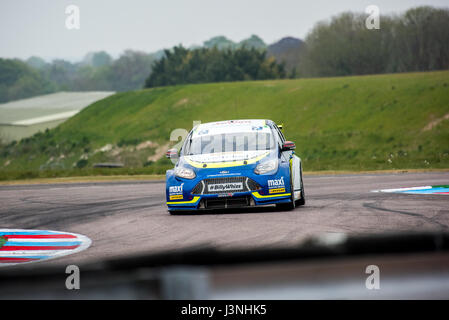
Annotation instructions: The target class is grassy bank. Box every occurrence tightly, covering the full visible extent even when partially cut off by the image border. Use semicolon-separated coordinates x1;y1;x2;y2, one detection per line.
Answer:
1;70;448;180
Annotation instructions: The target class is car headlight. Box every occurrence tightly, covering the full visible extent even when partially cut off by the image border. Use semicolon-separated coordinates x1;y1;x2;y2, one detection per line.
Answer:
254;159;278;175
174;166;196;179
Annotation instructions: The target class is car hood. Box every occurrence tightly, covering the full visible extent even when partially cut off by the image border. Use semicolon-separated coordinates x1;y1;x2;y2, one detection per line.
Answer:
185;150;270;164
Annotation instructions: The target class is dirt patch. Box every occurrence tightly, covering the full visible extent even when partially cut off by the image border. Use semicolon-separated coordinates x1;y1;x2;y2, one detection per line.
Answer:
422;113;449;131
174;98;189;107
136;140;158;151
110;147;123;157
288;87;301;93
96;144;113;153
147;143;170;162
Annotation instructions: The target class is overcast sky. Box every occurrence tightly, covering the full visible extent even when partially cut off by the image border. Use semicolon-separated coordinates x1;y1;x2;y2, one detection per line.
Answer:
1;0;447;62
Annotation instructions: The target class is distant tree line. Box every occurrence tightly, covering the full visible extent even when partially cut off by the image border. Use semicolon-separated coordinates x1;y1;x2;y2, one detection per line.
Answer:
146;6;449;87
144;46;286;88
0;34;270;103
35;50;158;92
1;6;448;103
0;58;55;103
297;6;449;77
0;50;159;103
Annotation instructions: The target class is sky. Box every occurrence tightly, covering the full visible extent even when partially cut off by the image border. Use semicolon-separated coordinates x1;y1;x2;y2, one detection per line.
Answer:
1;0;447;62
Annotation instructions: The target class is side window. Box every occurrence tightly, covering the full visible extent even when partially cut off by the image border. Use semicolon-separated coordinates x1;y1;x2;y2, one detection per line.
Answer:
270;127;283;150
180;131;192;156
274;125;285;143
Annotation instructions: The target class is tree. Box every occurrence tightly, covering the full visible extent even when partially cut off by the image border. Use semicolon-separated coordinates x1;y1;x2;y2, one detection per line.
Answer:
238;35;267;50
144;46;285;88
203;36;236;50
91;51;113;68
26;56;47;70
107;50;156;91
297;6;449;77
0;58;55;103
393;6;449;72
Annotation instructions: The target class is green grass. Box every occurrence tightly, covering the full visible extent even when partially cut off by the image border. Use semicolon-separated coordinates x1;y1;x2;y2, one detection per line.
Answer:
1;70;449;180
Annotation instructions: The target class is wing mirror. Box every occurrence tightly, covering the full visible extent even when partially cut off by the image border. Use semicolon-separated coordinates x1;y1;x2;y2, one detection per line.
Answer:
281;141;296;151
165;148;179;159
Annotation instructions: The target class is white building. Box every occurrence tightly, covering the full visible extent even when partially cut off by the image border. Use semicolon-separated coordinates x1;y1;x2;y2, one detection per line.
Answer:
0;91;114;142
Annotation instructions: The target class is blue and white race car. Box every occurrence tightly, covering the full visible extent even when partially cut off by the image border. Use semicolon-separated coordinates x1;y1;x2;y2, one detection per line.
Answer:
165;119;305;214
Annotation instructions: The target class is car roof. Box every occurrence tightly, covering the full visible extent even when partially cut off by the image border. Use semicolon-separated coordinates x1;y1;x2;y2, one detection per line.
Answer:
192;119;274;137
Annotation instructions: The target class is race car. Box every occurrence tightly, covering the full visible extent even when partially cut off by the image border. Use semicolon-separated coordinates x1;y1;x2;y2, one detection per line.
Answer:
165;119;305;214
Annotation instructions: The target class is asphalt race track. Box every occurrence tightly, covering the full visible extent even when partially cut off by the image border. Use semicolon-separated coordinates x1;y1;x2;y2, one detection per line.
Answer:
0;172;448;269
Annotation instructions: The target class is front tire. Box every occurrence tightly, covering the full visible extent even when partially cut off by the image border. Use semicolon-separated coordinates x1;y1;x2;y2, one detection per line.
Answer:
276;169;296;211
296;168;305;206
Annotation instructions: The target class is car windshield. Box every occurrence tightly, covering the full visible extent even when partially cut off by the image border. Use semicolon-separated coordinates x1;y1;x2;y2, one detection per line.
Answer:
186;132;275;155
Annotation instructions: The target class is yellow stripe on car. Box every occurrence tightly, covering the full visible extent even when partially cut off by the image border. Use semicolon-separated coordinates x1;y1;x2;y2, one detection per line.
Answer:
167;196;200;205
252;191;291;199
185;152;270;169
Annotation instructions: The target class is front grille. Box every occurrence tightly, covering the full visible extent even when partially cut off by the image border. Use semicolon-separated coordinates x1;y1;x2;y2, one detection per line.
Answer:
191;176;260;195
204;196;250;209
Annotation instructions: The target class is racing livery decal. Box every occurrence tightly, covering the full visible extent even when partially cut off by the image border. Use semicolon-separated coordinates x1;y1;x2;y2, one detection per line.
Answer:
169;183;184;200
268;177;286;193
208;182;243;192
0;229;91;267
269;187;286;194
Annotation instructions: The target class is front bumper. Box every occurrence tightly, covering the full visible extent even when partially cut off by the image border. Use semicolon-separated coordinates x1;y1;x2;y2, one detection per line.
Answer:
166;190;292;211
166;160;293;211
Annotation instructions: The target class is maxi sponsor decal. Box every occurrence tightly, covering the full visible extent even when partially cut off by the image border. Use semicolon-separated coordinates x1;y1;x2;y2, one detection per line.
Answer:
169;183;184;200
0;229;91;267
267;177;286;193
